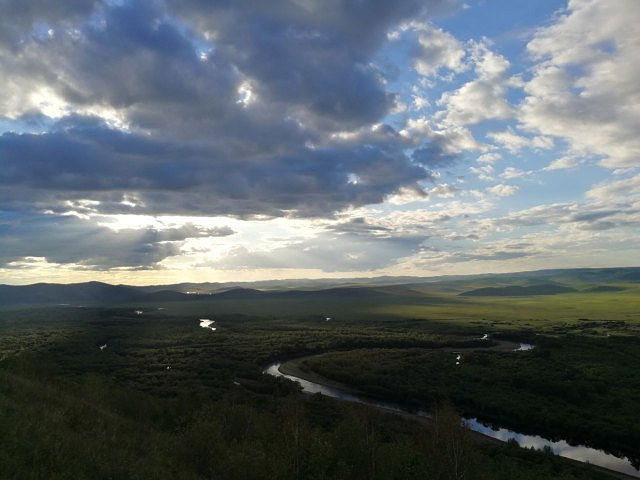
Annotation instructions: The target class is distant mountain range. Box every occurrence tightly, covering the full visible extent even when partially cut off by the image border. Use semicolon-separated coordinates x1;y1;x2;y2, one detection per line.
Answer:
0;281;140;306
0;282;393;306
0;266;638;306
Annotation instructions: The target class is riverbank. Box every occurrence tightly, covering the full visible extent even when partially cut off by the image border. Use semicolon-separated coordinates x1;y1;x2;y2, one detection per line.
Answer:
279;338;521;388
279;357;363;394
272;355;639;480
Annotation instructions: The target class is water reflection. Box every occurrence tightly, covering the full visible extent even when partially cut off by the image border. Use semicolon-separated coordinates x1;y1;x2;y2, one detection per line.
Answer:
199;319;216;331
265;362;640;478
466;418;640;477
264;363;428;417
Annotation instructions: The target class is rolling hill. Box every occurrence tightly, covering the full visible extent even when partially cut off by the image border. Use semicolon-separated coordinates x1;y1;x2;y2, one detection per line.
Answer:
1;267;639;306
459;284;576;297
0;281;140;306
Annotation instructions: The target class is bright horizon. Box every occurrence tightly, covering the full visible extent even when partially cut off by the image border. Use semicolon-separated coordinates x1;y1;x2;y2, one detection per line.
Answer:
2;0;639;285
4;264;638;288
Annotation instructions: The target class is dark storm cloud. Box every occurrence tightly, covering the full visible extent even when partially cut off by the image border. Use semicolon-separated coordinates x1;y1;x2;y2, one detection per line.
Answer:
330;217;392;235
568;210;618;223
411;141;459;169
171;0;460;127
0;0;97;49
1;0;463;219
0;215;234;269
0;117;430;217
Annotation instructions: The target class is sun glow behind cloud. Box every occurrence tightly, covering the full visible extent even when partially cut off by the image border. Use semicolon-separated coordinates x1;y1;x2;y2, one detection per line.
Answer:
0;0;639;284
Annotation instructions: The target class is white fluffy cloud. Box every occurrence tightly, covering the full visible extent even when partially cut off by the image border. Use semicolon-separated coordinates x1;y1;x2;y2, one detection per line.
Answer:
400;117;485;153
500;167;530;180
469;164;494;182
521;0;640;169
436;41;512;126
544;156;582;171
586;173;640;200
487;184;518;197
412;23;467;77
476;152;501;164
487;127;554;154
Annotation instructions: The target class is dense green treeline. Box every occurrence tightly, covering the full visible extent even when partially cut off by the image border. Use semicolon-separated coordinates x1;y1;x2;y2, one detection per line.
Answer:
0;304;632;479
0;364;617;480
303;335;640;468
0;307;489;398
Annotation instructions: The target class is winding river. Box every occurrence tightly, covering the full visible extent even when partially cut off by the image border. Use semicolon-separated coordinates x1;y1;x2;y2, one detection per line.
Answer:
264;360;640;478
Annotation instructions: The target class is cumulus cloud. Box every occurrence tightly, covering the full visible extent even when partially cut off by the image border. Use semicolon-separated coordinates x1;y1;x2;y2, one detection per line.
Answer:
520;0;640;169
487;127;554;154
487;183;518;197
0;215;234;269
469;164;494;182
489;198;640;232
428;183;459;198
2;0;637;280
0;115;434;218
586;174;640;200
500;167;532;180
386;186;429;205
411;22;467;77
544;156;582;171
487;184;518;197
401;117;486;157
476;152;501;164
436;41;513;126
0;0;464;220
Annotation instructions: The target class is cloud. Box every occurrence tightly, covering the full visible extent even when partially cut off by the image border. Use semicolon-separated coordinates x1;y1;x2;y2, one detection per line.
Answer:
489;198;640;232
0;215;234;269
500;167;532;180
2;0;637;280
469;164;494;182
586;174;640;200
476;152;501;164
0;0;98;49
0;0;465;220
212;222;425;272
428;183;459;198
446;249;534;263
487;127;553;154
171;0;461;130
385;186;429;205
0;116;435;218
487;184;518;197
520;0;640;168
411;23;467;77
401;117;486;156
436;41;512;126
544;156;582;171
330;217;392;236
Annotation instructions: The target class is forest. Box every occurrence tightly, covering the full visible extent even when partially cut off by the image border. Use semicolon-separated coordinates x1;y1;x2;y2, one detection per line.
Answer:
1;271;639;479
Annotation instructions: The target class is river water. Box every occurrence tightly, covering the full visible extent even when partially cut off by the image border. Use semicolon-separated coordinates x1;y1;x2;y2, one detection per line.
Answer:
264;362;640;478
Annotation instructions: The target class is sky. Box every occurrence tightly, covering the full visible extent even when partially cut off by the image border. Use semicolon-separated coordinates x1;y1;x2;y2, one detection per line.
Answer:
1;0;639;285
